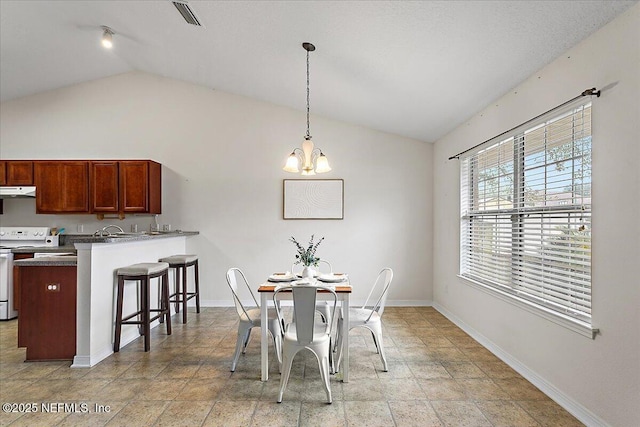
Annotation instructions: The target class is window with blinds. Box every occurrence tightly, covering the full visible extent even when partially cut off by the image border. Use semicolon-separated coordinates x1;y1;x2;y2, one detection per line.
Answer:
460;101;592;327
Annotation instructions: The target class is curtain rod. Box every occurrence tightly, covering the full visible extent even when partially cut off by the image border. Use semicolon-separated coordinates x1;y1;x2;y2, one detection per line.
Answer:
448;87;600;160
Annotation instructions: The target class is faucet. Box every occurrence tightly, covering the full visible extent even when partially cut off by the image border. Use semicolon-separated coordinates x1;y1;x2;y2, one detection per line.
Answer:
100;224;124;236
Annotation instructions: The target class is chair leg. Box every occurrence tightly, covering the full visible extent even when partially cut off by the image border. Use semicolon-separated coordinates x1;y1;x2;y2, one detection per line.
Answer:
371;324;388;372
277;347;296;403
319;350;332;403
334;317;344;372
243;328;252;352
231;324;250;372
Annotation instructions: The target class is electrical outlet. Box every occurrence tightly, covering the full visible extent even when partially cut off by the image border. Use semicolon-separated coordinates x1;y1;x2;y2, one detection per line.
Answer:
46;283;61;292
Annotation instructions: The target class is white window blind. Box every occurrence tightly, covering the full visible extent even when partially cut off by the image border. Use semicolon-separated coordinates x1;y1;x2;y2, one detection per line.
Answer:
460;100;592;328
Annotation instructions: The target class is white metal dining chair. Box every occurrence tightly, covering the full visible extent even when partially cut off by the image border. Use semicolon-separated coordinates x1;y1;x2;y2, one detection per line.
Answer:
274;284;337;404
335;267;393;372
291;260;334;323
226;268;282;372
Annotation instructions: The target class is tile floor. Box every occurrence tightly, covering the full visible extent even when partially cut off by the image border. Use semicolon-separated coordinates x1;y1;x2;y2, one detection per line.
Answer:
0;307;584;426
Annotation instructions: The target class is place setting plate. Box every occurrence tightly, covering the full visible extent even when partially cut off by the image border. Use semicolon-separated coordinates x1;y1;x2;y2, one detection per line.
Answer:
317;273;348;283
268;273;295;282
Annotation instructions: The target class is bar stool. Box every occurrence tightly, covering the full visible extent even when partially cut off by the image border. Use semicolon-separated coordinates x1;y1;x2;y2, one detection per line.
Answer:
114;262;171;352
159;254;200;323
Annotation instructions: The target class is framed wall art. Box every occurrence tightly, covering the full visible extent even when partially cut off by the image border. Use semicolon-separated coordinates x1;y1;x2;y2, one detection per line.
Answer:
283;179;344;220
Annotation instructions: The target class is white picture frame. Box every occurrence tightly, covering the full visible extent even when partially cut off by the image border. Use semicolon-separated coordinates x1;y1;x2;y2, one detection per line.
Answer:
283;179;344;220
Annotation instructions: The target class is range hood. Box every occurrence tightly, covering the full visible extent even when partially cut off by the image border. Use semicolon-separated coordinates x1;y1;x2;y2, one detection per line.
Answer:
0;186;36;198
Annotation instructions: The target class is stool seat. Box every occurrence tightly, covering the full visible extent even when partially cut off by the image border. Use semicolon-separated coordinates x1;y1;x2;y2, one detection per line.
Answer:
117;262;169;276
159;255;198;265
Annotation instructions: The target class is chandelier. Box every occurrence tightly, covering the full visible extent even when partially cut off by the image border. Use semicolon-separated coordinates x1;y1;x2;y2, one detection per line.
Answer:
283;42;331;175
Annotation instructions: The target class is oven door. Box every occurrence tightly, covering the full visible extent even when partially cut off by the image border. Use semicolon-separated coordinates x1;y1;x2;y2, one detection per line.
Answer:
0;252;16;320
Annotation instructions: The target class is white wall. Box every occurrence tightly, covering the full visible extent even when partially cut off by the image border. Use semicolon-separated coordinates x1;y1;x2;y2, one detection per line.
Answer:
433;4;639;427
0;71;433;307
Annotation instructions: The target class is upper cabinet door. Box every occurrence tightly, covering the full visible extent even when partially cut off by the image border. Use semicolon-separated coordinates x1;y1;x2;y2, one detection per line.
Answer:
6;161;34;185
0;160;34;185
119;160;161;214
119;161;149;213
90;162;119;213
34;161;89;213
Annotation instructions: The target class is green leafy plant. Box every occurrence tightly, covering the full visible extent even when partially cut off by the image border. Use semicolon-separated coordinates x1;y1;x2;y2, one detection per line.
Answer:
290;235;324;267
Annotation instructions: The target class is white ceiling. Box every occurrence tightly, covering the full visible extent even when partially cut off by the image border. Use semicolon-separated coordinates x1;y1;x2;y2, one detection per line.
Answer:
0;1;635;142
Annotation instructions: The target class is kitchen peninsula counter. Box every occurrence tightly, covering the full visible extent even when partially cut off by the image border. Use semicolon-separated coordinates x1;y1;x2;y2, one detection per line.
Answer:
68;231;199;368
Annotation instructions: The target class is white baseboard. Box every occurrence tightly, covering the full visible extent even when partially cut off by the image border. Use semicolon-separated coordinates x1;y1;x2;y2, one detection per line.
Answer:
199;299;433;307
433;302;609;427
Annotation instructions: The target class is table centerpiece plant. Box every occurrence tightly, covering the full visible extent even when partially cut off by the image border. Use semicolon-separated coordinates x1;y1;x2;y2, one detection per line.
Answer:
290;235;324;279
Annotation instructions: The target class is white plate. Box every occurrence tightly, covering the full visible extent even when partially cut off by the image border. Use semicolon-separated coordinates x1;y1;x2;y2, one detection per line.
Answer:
268;274;295;282
317;273;348;283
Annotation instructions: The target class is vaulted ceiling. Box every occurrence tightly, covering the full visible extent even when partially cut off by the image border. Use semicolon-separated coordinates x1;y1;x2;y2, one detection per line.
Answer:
1;1;635;142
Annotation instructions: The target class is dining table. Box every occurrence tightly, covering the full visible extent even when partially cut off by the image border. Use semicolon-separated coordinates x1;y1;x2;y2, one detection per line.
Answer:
258;278;352;382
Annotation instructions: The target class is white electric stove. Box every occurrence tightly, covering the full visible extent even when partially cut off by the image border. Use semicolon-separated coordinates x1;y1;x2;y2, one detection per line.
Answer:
0;227;51;320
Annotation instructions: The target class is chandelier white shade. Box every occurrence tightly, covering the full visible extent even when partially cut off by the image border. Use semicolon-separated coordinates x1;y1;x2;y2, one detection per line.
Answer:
283;42;331;176
101;26;114;49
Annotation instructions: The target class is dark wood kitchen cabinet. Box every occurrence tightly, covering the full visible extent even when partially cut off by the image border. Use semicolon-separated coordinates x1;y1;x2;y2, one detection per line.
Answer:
16;264;77;361
0;160;34;185
34;161;89;213
90;160;161;215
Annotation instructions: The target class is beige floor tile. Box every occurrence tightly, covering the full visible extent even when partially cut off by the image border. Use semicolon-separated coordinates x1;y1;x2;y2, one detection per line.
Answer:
342;378;385;401
118;361;171;379
408;361;452;379
430;400;491;427
457;378;511;400
442;362;487;379
517;400;585;427
154;400;214;426
202;400;257;427
495;378;550;400
476;400;539;427
344;400;395;427
104;400;169;427
174;377;226;401
300;401;346;427
250;400;300;427
380;378;427;400
388;400;443;427
57;401;127;427
418;378;467;401
475;360;522;379
217;378;265;401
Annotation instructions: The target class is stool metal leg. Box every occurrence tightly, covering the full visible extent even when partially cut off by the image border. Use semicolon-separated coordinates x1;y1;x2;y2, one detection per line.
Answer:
143;276;151;352
114;276;125;352
163;271;172;335
194;261;201;314
181;265;188;324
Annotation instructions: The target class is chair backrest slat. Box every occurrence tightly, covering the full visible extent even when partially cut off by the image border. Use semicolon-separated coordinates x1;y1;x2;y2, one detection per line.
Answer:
226;268;260;320
362;268;394;322
274;285;337;346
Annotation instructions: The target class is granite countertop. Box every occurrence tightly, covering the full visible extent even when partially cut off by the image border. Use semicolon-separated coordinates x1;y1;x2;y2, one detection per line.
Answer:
14;256;78;267
11;246;76;254
62;230;199;244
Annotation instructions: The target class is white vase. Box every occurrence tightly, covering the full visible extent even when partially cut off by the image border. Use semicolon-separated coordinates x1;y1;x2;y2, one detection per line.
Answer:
301;265;316;279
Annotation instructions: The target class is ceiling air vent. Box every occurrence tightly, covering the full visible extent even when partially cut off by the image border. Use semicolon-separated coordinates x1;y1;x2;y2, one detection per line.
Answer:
173;1;202;26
